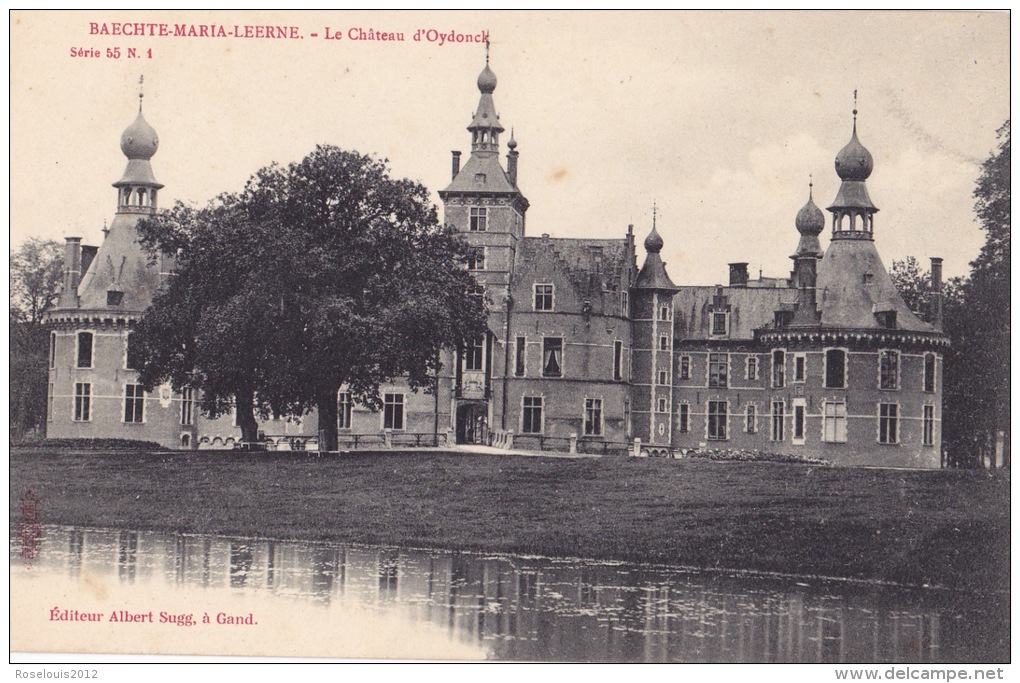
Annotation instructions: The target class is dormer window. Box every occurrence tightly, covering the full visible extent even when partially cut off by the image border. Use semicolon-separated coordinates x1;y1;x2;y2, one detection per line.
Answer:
875;309;897;329
863;272;874;285
711;311;729;337
107;290;124;307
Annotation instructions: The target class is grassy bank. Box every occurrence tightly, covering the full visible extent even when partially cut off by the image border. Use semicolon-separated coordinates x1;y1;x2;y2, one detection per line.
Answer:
9;448;1010;592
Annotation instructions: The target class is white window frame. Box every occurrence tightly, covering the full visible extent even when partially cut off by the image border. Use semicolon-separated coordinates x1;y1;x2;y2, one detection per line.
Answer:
180;387;194;426
469;206;487;232
710;311;729;338
658;335;669;351
677;403;690;433
923;353;937;394
923;404;935;447
824;347;848;389
49;332;57;369
878;349;900;391
73;382;92;422
745;356;759;381
745;403;757;434
383;393;405;431
467;246;486;271
657;397;668;413
771;400;785;442
772;349;786;388
679;354;691;380
534;283;555;312
542;336;563;378
658;303;671;321
521;395;544;434
583;398;603;437
878;402;899;445
708;352;728;389
464;336;485;372
76;331;94;369
658;369;669;386
792;397;806;445
822;401;847;444
793;353;807;384
707;400;728;441
124;384;145;424
338;391;352;430
613;340;623;381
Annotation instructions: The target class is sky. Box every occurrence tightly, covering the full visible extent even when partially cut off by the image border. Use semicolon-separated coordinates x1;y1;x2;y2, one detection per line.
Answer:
10;10;1010;285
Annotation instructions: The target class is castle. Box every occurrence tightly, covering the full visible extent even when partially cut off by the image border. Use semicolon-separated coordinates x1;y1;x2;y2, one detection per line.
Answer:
44;59;948;468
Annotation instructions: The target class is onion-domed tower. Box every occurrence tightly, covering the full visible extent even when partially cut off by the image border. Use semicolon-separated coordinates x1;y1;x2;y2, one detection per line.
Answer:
759;96;949;468
45;85;187;448
631;210;679;448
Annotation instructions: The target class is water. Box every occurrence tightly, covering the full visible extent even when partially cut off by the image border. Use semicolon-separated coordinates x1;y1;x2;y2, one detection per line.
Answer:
11;526;1007;662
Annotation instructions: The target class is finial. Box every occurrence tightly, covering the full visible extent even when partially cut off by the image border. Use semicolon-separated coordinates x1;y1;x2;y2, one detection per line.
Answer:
808;173;813;199
852;88;858;133
484;33;490;65
652;200;657;229
138;75;144;112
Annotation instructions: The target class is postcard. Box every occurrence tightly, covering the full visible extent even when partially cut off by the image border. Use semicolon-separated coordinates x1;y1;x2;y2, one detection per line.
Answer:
9;10;1010;669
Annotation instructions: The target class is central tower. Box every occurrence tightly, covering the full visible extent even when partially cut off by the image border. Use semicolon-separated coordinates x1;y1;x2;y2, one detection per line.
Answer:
439;53;530;443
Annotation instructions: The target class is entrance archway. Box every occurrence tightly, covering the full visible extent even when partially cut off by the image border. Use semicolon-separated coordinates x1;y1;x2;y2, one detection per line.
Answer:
456;403;489;445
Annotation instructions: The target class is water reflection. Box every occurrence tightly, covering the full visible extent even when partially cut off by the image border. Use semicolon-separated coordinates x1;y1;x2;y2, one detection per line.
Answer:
11;525;1005;662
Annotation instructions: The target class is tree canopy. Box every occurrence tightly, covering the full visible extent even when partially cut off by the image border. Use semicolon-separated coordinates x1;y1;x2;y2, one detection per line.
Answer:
134;146;487;449
10;237;64;441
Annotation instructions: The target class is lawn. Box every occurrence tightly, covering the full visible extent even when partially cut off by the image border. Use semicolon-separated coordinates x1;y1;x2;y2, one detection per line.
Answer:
9;448;1010;593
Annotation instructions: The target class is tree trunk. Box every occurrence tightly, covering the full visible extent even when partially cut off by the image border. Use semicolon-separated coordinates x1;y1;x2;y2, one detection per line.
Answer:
317;390;339;452
235;389;260;444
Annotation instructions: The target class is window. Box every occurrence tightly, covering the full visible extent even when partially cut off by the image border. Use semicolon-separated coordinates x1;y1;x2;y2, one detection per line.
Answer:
584;398;603;436
337;391;352;430
658;304;671;321
711;312;728;337
542;337;562;377
658;335;669;351
469;206;487;231
657;397;668;413
613;340;623;381
823;402;847;443
383;393;404;431
745;404;757;433
879;350;899;390
879;403;899;444
658;370;669;385
49;332;56;369
124;384;145;423
679;355;690;380
678;404;690;433
47;383;54;422
792;399;806;444
125;333;143;371
793;354;806;383
708;353;728;388
534;284;554;312
515;336;527;377
707;401;727;440
824;349;846;389
746;356;758;381
73;382;91;422
466;247;485;270
621;291;629;318
181;387;194;426
923;405;935;446
923;354;936;393
771;401;785;441
772;350;785;388
522;396;543;434
76;331;94;368
464;336;484;371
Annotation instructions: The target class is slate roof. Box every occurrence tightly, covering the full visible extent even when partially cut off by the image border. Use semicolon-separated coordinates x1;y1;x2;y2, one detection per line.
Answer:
520;235;633;297
673;284;794;340
441;152;518;195
75;212;162;313
815;238;935;332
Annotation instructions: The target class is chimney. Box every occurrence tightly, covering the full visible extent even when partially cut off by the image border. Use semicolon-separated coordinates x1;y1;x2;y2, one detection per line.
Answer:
451;151;461;180
59;237;82;308
507;147;519;186
728;262;749;287
930;257;944;328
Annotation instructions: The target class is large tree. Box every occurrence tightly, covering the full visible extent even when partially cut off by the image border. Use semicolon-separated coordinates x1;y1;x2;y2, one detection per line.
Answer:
965;120;1010;466
10;238;64;441
134;146;487;449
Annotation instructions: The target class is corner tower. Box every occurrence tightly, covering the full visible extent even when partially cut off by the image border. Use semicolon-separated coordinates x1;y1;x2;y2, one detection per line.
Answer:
45;85;187;448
